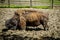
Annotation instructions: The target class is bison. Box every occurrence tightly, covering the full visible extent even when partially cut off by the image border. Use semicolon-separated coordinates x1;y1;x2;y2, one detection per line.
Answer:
15;10;49;31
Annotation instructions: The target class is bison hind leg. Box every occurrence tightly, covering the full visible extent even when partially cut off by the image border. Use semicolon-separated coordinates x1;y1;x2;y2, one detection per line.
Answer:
41;20;48;31
43;22;48;31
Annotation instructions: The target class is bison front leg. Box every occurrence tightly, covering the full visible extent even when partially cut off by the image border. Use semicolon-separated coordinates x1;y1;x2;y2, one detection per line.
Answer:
19;22;26;30
20;22;26;30
20;17;26;30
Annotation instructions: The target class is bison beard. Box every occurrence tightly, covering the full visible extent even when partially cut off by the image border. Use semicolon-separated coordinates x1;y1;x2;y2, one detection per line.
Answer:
15;10;48;31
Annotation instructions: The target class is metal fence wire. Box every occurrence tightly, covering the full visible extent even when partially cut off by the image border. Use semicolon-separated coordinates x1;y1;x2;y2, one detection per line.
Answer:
0;0;60;8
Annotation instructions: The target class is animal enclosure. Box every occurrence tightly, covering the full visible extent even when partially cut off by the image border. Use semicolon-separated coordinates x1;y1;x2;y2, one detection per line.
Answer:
0;0;60;8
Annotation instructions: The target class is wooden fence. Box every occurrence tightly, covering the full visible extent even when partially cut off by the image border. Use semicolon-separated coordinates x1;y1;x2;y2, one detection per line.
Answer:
0;0;60;8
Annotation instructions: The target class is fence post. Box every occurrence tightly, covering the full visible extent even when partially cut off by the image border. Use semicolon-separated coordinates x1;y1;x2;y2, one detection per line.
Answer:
51;0;53;8
8;0;10;7
30;0;32;7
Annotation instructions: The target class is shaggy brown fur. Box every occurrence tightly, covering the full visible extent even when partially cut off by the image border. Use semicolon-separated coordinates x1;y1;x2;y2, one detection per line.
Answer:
15;10;48;31
25;12;48;30
15;9;25;16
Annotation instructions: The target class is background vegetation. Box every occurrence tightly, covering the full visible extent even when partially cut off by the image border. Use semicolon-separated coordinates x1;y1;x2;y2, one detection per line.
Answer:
0;0;60;8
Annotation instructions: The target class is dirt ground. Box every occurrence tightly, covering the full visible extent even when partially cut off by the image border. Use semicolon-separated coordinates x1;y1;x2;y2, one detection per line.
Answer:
0;8;60;40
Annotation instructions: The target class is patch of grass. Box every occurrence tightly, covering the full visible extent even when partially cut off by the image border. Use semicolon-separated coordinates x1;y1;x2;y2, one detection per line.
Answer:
54;0;60;5
54;2;60;5
9;4;30;8
0;4;30;8
32;6;50;9
0;5;30;8
0;5;8;8
0;5;50;9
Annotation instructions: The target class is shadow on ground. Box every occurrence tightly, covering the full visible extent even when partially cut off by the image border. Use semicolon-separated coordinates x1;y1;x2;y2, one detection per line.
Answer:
2;27;44;32
26;27;44;31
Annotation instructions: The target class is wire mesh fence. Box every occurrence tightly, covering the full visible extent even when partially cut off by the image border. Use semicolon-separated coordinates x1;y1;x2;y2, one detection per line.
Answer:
0;0;60;8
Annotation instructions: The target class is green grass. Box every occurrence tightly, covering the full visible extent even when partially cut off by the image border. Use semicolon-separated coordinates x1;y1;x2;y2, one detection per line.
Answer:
54;1;60;5
32;6;50;9
54;0;60;5
0;5;50;9
0;4;30;8
0;0;60;8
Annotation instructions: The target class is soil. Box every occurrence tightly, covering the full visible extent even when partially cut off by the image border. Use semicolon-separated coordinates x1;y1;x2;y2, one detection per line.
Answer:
0;8;60;40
